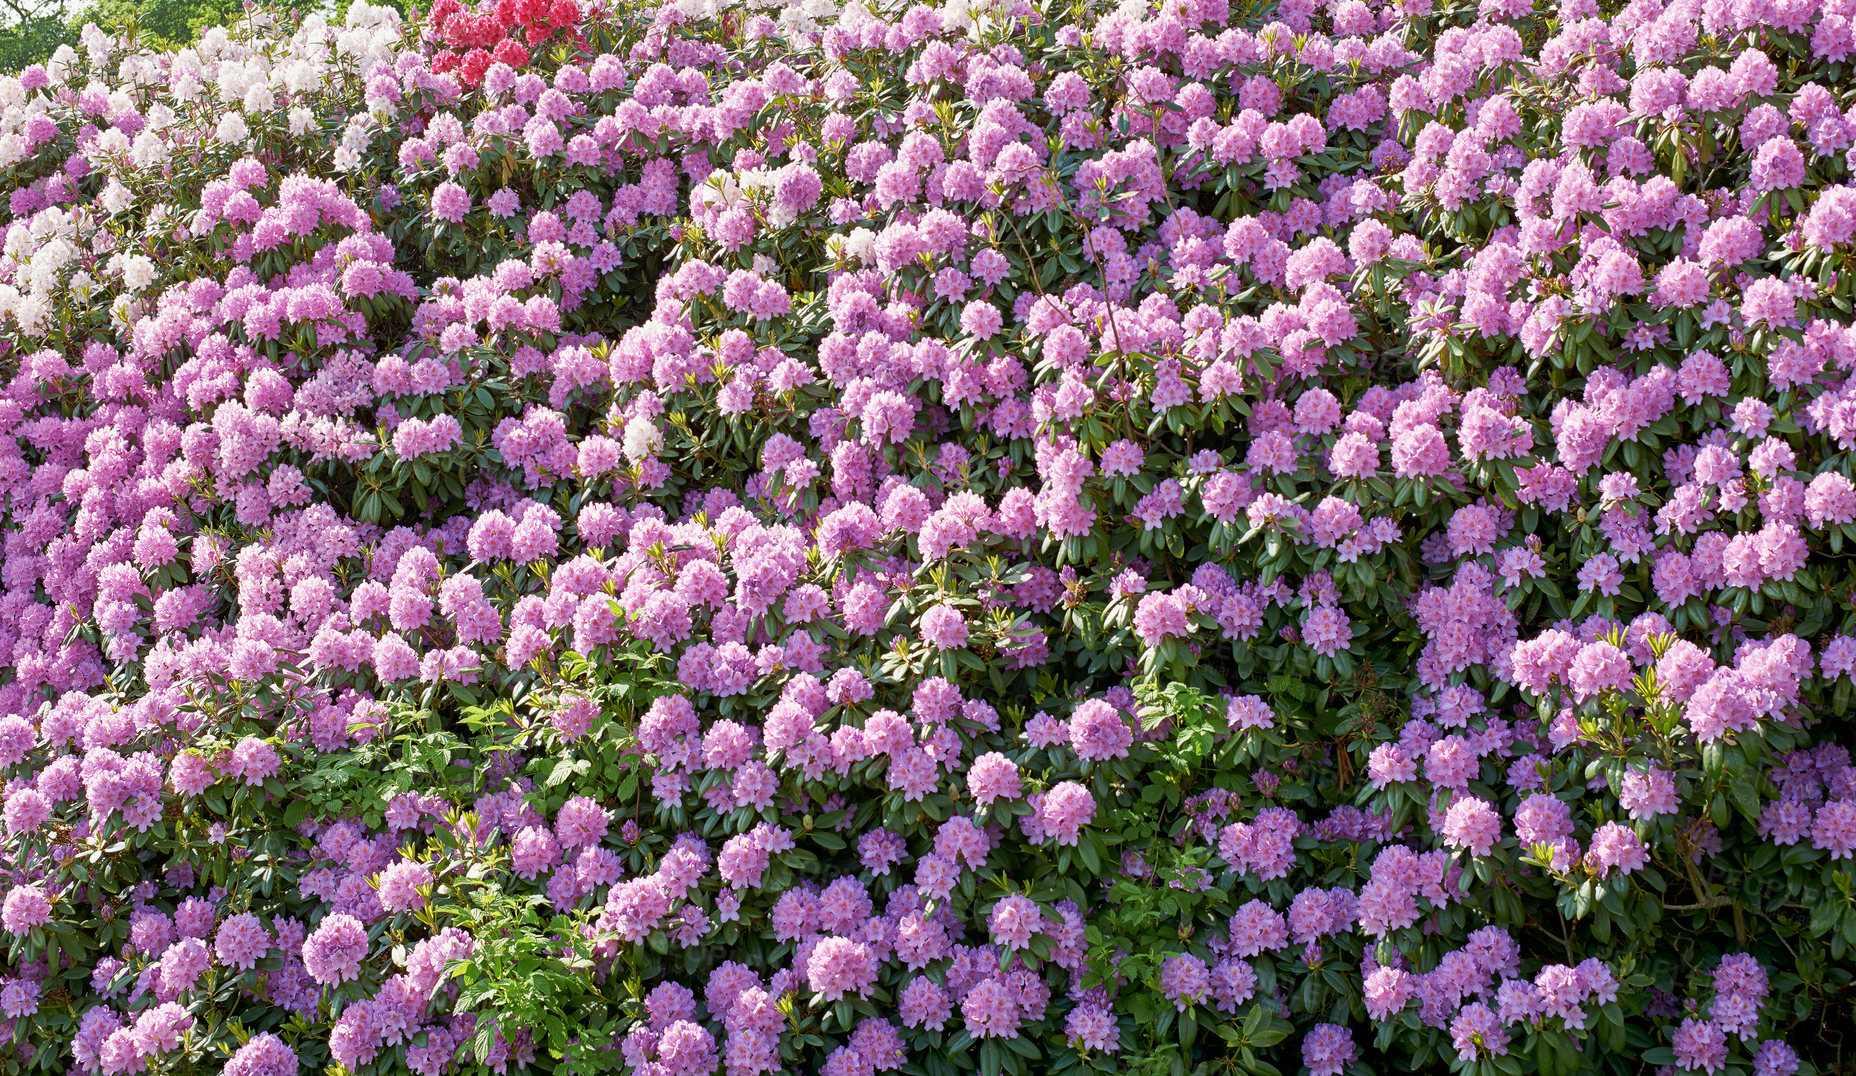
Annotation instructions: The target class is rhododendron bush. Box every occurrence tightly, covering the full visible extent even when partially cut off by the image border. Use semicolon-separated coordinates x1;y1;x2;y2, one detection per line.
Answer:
4;0;1856;1072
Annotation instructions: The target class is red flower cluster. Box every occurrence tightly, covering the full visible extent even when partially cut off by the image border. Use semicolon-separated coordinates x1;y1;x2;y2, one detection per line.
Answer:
427;0;580;86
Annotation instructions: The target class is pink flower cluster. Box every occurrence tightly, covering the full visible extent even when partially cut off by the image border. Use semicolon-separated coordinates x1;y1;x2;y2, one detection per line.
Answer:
0;0;1848;1070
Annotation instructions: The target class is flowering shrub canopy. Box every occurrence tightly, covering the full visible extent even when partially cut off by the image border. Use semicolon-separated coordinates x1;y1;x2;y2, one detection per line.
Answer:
0;0;1855;1075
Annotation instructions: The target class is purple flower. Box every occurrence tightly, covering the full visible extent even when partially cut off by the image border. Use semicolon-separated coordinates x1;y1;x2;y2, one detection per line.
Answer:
431;181;471;223
1586;822;1650;877
919;605;969;650
1027;782;1096;846
1302;1023;1355;1076
967;753;1022;805
1672;1018;1728;1074
806;936;877;1001
301;914;368;985
1;886;51;934
1068;699;1133;761
961;978;1021;1039
225;1033;297;1076
1811;799;1856;858
1159;954;1212;1010
1441;796;1503;856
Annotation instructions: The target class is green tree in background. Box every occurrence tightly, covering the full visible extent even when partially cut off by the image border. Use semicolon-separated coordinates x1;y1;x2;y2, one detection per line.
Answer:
0;0;407;72
0;0;76;73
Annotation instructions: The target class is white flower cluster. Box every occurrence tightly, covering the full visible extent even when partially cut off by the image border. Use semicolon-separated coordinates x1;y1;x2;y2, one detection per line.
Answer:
0;4;408;340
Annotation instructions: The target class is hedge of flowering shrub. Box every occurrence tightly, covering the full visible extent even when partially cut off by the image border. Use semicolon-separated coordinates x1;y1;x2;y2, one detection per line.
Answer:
6;0;1856;1072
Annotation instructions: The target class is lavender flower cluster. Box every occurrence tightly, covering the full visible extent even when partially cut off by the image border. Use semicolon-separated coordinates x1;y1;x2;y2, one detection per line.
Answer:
0;0;1852;1073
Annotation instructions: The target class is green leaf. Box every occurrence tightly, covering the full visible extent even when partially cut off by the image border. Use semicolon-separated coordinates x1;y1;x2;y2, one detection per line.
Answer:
547;758;580;787
1729;777;1760;822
